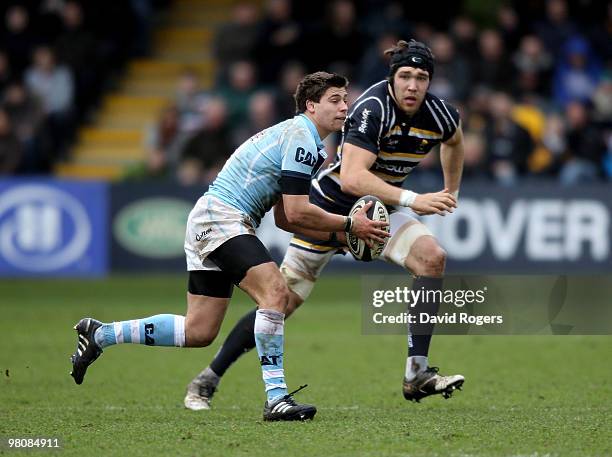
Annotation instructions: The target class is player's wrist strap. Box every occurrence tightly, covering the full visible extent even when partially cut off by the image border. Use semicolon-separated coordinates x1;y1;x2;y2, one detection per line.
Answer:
399;190;418;207
329;231;338;243
343;216;353;233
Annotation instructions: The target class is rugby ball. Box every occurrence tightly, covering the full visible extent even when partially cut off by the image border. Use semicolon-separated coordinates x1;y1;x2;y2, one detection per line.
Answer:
346;195;390;262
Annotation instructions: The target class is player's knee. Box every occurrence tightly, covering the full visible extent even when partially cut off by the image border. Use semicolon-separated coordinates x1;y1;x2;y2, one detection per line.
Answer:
185;326;217;348
419;245;447;276
262;278;290;312
407;239;447;276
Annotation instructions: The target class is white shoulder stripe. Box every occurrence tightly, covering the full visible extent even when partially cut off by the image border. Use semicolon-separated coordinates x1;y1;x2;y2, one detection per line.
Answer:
348;96;385;123
349;96;385;148
430;99;452;133
439;100;458;130
425;100;444;134
351;80;387;106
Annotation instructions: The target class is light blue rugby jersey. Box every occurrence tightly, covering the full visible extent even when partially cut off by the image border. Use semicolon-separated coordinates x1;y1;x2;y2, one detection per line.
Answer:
206;114;327;226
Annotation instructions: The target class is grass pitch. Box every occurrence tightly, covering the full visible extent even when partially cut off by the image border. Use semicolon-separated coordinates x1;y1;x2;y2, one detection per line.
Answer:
0;275;610;457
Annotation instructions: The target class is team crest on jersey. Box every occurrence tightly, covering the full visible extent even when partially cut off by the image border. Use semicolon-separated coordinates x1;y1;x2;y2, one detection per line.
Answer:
417;139;429;151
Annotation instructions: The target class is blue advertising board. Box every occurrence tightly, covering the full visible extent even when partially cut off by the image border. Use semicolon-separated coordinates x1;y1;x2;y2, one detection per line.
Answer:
0;179;108;276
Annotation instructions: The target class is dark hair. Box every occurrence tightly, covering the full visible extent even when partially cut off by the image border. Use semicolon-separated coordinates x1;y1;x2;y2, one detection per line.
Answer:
294;71;348;113
384;39;435;79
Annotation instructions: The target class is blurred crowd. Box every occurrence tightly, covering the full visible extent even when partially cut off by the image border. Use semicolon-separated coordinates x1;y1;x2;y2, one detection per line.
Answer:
1;0;610;187
0;0;165;174
139;0;611;187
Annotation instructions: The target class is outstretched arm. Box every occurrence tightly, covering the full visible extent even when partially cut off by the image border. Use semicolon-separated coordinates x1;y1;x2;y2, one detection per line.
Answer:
340;142;456;216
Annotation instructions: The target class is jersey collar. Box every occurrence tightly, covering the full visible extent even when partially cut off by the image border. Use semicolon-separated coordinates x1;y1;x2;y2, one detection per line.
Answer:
298;113;325;152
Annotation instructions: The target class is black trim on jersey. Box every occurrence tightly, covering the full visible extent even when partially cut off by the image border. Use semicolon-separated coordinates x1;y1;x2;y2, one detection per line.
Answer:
280;174;311;195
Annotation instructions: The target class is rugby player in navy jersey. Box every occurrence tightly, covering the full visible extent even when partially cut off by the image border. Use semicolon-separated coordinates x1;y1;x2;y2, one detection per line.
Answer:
185;40;465;410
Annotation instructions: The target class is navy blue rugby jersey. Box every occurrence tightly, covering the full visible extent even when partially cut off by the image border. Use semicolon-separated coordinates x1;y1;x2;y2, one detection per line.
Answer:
313;80;460;214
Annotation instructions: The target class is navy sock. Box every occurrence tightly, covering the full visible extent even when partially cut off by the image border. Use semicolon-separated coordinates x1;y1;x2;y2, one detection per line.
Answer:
409;276;442;357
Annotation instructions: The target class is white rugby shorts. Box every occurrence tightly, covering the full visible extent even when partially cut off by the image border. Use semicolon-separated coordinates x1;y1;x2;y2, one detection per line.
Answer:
185;195;257;272
284;208;432;280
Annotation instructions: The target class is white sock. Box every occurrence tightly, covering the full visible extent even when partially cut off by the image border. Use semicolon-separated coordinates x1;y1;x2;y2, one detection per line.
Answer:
405;356;428;382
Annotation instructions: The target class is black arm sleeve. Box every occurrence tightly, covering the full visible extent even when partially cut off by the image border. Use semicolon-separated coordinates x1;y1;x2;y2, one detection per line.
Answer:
280;171;311;195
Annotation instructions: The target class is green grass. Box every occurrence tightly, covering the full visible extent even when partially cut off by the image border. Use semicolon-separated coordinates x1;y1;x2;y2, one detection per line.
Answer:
0;275;610;457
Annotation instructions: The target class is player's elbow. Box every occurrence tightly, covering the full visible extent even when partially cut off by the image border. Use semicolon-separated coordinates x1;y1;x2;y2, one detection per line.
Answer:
284;206;305;226
340;176;361;196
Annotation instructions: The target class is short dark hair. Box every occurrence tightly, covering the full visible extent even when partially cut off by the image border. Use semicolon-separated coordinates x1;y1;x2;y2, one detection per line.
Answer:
294;71;348;113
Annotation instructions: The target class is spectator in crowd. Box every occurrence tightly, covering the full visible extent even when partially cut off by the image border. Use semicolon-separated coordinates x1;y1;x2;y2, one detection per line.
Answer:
586;1;611;63
25;45;75;158
461;130;488;180
485;92;533;185
534;0;577;60
542;113;566;168
54;1;99;117
496;4;522;53
592;72;612;124
175;68;210;133
217;60;258;126
2;81;47;172
512;96;554;175
559;100;606;184
474;29;513;92
512;35;554;98
274;61;306;120
449;16;479;68
212;2;259;82
0;108;22;174
253;0;301;84
125;104;182;182
356;32;398;89
428;32;471;102
304;0;365;78
553;35;602;108
232;90;277;147
179;97;232;184
34;0;64;43
360;1;411;41
0;51;13;94
2;5;36;77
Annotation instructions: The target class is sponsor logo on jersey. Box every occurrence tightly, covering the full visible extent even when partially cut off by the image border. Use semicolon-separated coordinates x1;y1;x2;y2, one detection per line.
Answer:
376;162;414;174
295;147;317;166
358;108;371;133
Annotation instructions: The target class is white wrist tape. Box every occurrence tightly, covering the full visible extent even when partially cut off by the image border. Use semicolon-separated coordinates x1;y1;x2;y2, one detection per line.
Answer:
451;190;459;200
399;190;418;207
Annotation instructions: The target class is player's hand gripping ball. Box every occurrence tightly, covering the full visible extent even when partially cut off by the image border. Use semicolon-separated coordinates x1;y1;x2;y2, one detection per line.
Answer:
346;195;390;262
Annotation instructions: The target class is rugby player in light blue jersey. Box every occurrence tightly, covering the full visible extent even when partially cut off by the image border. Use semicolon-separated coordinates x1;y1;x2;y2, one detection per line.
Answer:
69;72;389;422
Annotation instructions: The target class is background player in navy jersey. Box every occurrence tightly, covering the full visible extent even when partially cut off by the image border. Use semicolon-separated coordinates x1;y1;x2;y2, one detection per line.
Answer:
68;72;388;422
185;40;466;410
